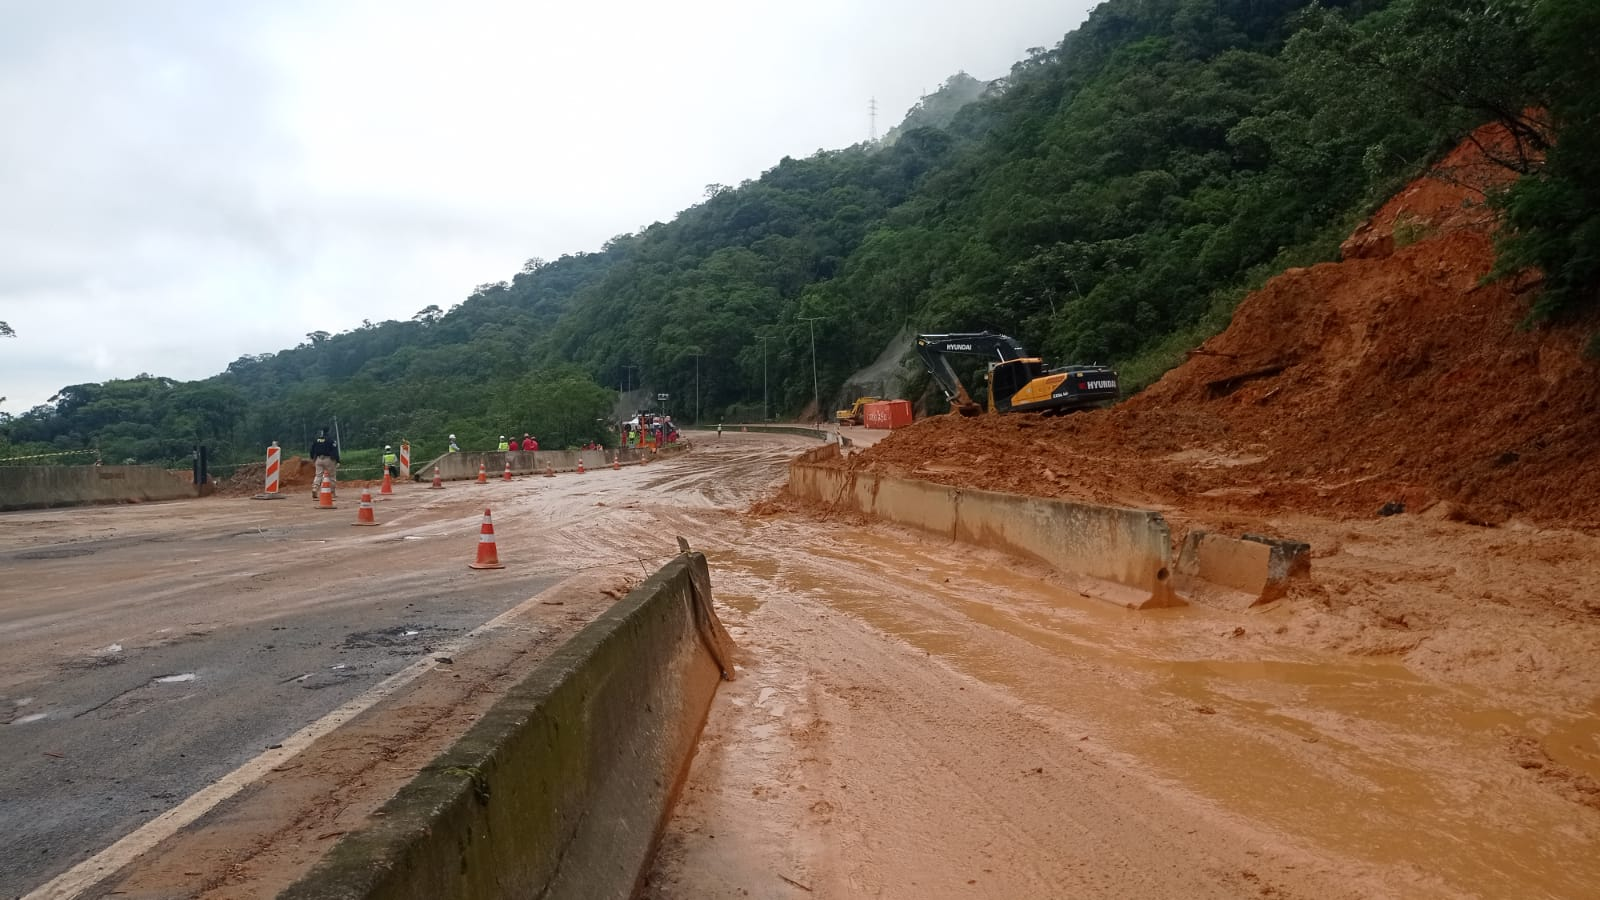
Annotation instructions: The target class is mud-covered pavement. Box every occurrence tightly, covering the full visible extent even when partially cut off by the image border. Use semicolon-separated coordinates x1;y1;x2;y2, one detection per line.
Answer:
640;442;1600;899
4;433;1598;899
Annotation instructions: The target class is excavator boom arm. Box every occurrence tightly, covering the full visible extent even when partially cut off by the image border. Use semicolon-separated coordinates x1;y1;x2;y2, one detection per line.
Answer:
916;332;1032;410
915;342;977;408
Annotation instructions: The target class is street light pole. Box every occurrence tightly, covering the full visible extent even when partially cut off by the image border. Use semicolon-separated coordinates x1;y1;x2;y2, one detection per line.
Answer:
755;335;773;422
797;316;825;424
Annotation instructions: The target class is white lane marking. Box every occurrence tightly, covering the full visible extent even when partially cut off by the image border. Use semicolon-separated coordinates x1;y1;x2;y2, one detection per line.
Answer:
153;673;195;684
22;575;594;900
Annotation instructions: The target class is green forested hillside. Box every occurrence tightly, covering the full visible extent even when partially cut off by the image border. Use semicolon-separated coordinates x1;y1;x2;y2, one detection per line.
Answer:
5;0;1595;467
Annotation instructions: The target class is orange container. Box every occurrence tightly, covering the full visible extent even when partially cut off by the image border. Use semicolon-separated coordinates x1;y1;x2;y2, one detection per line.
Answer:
863;400;913;429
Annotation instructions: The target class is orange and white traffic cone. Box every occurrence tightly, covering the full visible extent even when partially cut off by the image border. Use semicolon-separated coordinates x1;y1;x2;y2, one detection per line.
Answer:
503;458;513;481
429;465;444;489
379;469;394;497
468;508;505;570
317;473;336;509
577;459;585;474
476;461;488;484
352;489;378;526
612;454;620;470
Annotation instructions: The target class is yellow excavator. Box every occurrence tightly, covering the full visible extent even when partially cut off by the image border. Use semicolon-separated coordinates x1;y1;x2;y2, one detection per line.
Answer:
835;396;881;426
915;332;1119;415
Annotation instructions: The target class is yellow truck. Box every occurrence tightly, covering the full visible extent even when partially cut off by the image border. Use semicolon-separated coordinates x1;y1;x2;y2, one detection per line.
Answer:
835;397;880;426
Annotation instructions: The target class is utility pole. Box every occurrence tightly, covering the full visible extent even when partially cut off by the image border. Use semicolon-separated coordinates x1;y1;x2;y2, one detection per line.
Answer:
869;97;878;142
623;365;641;395
691;351;702;424
755;334;773;422
797;316;825;424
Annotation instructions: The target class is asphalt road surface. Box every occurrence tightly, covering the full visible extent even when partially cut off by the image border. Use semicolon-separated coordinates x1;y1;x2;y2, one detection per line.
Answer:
0;436;796;899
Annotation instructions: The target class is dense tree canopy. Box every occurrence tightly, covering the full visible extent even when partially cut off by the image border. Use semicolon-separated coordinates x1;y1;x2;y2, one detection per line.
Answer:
7;0;1596;467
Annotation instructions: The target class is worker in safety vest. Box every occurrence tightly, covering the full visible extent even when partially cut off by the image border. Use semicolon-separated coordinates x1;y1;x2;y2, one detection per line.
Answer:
448;434;460;453
382;445;399;478
497;435;511;451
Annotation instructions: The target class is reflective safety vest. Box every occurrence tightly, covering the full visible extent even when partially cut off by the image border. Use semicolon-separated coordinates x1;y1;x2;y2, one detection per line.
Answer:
382;452;398;467
497;440;510;451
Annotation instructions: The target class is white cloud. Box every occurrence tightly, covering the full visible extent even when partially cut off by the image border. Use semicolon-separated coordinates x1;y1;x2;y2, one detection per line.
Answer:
0;0;1096;413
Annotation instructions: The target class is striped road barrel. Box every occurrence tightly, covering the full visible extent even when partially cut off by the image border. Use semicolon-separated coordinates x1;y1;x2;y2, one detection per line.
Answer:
265;442;281;494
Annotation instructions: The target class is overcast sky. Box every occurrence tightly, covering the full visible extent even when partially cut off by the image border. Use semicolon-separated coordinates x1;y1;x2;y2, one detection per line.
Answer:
0;0;1097;413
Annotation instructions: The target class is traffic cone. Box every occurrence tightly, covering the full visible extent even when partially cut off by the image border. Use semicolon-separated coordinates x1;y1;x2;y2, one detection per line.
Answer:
468;508;505;570
352;489;378;526
612;454;620;470
317;473;336;509
379;469;394;497
429;465;444;489
577;459;585;474
476;461;488;484
544;465;555;478
503;458;513;481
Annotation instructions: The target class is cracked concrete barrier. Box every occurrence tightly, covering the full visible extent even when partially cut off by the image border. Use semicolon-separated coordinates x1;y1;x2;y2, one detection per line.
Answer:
788;447;1182;610
1176;530;1311;608
280;552;733;900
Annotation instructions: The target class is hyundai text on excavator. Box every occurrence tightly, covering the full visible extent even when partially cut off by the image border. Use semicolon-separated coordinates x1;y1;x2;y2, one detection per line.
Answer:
915;332;1119;416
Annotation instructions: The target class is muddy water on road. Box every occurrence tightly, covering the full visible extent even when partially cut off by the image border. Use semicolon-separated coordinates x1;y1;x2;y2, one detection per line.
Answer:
654;489;1600;898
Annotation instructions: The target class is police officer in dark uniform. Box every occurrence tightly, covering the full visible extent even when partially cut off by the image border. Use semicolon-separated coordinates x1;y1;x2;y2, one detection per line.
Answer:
309;428;340;498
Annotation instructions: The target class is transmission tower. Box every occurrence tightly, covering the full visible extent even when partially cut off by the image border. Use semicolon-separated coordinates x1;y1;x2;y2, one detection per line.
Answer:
869;97;878;142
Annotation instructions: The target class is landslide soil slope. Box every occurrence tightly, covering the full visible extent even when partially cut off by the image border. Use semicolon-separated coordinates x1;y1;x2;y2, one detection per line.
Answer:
835;124;1600;732
856;125;1600;530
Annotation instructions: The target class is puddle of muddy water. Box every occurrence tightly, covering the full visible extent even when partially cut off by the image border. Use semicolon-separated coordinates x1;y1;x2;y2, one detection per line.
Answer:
720;594;764;614
717;530;1600;899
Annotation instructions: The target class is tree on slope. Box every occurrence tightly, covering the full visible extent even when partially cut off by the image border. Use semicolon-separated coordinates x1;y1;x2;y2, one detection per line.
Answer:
1274;0;1600;333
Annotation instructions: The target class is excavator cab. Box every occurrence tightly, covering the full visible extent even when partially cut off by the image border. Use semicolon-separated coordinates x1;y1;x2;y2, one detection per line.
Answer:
987;358;1047;412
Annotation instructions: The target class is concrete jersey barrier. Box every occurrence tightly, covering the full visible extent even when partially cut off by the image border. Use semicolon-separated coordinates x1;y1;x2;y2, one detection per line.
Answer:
411;446;674;482
1176;530;1312;608
787;445;1182;610
0;465;198;512
716;424;833;441
280;552;733;900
